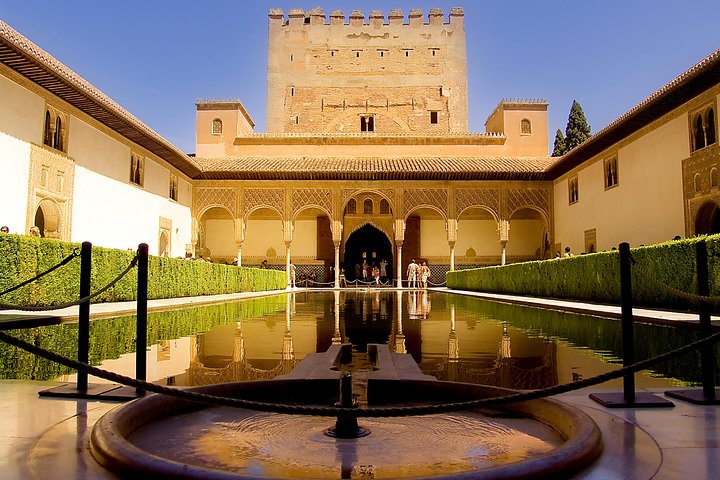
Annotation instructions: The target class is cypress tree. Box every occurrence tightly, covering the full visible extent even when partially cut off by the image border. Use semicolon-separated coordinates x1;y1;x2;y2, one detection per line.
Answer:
552;129;566;156
564;100;591;151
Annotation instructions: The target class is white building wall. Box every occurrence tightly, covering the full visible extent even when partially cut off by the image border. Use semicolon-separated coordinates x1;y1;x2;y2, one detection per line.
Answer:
0;132;31;234
71;166;191;256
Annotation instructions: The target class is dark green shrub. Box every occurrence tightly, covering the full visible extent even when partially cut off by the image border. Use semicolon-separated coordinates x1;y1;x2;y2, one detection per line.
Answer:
0;235;286;308
447;235;720;311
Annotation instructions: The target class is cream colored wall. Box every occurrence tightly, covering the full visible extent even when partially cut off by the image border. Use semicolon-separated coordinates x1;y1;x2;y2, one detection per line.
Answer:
456;219;501;256
0;72;44;142
243;219;285;259
553;114;688;252
292;219;318;259
0;132;31;233
204;218;236;259
420;219;447;257
506;219;543;256
196;107;254;158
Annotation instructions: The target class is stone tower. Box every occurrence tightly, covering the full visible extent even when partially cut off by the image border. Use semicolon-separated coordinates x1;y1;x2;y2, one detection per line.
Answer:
266;7;467;134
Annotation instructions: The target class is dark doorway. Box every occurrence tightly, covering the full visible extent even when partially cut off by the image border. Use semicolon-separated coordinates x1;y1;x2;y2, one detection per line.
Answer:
343;224;393;282
34;206;45;237
695;202;720;235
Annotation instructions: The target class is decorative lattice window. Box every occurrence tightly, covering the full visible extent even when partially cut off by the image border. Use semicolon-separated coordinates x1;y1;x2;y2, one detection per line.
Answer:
694;173;702;194
711;168;719;189
346;199;356;214
380;199;390;214
363;199;373;214
212;118;222;135
521;119;532;134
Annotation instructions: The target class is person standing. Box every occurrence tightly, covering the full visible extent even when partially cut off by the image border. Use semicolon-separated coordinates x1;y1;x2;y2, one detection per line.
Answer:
407;258;419;289
379;258;388;283
420;261;430;289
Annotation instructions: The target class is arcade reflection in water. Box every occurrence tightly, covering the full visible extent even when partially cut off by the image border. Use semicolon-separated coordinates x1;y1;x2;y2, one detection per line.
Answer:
62;290;685;390
166;290;567;390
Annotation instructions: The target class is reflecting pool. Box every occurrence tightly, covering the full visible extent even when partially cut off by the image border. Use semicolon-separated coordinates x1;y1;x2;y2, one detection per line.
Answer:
1;290;715;388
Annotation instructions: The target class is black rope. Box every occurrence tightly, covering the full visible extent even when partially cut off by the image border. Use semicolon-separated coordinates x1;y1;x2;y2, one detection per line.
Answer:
1;327;718;417
0;256;138;312
0;248;80;297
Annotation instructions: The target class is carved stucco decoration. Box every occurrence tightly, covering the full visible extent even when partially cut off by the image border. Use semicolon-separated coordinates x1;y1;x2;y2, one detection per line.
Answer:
506;187;551;222
403;188;448;217
340;188;396;213
292;188;333;219
244;188;284;218
196;187;236;217
455;188;500;220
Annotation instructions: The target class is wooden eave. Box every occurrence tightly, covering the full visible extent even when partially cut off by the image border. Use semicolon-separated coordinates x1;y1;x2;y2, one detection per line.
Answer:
0;23;202;177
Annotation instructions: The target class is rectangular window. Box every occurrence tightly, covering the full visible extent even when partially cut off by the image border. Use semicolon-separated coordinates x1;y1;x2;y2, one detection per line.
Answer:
430;111;438;124
169;174;178;201
130;155;144;187
568;175;579;204
604;156;619;189
360;115;375;132
403;49;412;57
430;48;439;56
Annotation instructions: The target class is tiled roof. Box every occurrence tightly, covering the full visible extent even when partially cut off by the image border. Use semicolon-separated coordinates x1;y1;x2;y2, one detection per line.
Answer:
0;20;202;177
195;156;554;180
546;48;720;177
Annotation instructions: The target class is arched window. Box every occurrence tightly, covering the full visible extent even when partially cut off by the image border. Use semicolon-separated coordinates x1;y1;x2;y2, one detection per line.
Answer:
212;118;222;135
53;116;63;151
707;108;716;146
694;173;702;194
380;199;390;214
363;199;373;214
521;118;532;134
43;111;52;147
711;168;719;189
694;114;706;150
346;199;356;214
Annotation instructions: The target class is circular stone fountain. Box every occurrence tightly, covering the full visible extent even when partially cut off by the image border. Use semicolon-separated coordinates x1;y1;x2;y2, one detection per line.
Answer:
90;378;602;479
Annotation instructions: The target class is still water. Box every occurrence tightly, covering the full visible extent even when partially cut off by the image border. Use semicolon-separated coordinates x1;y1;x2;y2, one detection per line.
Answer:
1;290;714;388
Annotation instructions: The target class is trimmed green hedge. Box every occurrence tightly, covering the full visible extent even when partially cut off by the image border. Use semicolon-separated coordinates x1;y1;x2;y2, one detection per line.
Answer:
0;235;286;308
447;235;720;311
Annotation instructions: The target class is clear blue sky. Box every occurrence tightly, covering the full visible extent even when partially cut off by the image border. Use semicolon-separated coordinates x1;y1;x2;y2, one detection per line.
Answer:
2;1;719;154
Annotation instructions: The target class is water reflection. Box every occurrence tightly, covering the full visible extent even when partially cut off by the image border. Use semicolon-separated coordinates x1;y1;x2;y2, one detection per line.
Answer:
2;291;716;388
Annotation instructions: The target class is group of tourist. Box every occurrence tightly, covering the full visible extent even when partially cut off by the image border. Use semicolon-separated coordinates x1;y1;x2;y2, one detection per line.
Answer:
406;258;431;289
354;258;389;285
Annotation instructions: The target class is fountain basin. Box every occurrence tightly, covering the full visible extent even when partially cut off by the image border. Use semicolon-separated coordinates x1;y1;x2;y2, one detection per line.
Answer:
90;377;602;479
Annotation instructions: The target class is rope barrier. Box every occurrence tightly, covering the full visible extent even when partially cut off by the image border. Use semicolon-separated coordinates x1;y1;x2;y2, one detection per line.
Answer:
0;248;80;297
631;257;720;307
1;326;718;417
0;255;138;312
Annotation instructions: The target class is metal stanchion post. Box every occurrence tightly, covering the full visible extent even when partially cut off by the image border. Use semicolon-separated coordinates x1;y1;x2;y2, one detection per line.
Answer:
136;243;148;395
590;242;673;408
666;240;720;404
77;241;92;391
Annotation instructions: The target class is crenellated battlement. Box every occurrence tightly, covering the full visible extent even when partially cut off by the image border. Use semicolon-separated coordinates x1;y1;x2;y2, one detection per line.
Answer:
268;7;464;28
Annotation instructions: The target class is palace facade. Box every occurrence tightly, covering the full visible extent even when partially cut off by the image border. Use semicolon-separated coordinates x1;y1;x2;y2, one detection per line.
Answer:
1;8;719;287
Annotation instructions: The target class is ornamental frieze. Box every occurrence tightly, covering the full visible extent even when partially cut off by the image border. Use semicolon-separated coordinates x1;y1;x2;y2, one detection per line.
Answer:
196;187;236;217
243;188;284;218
